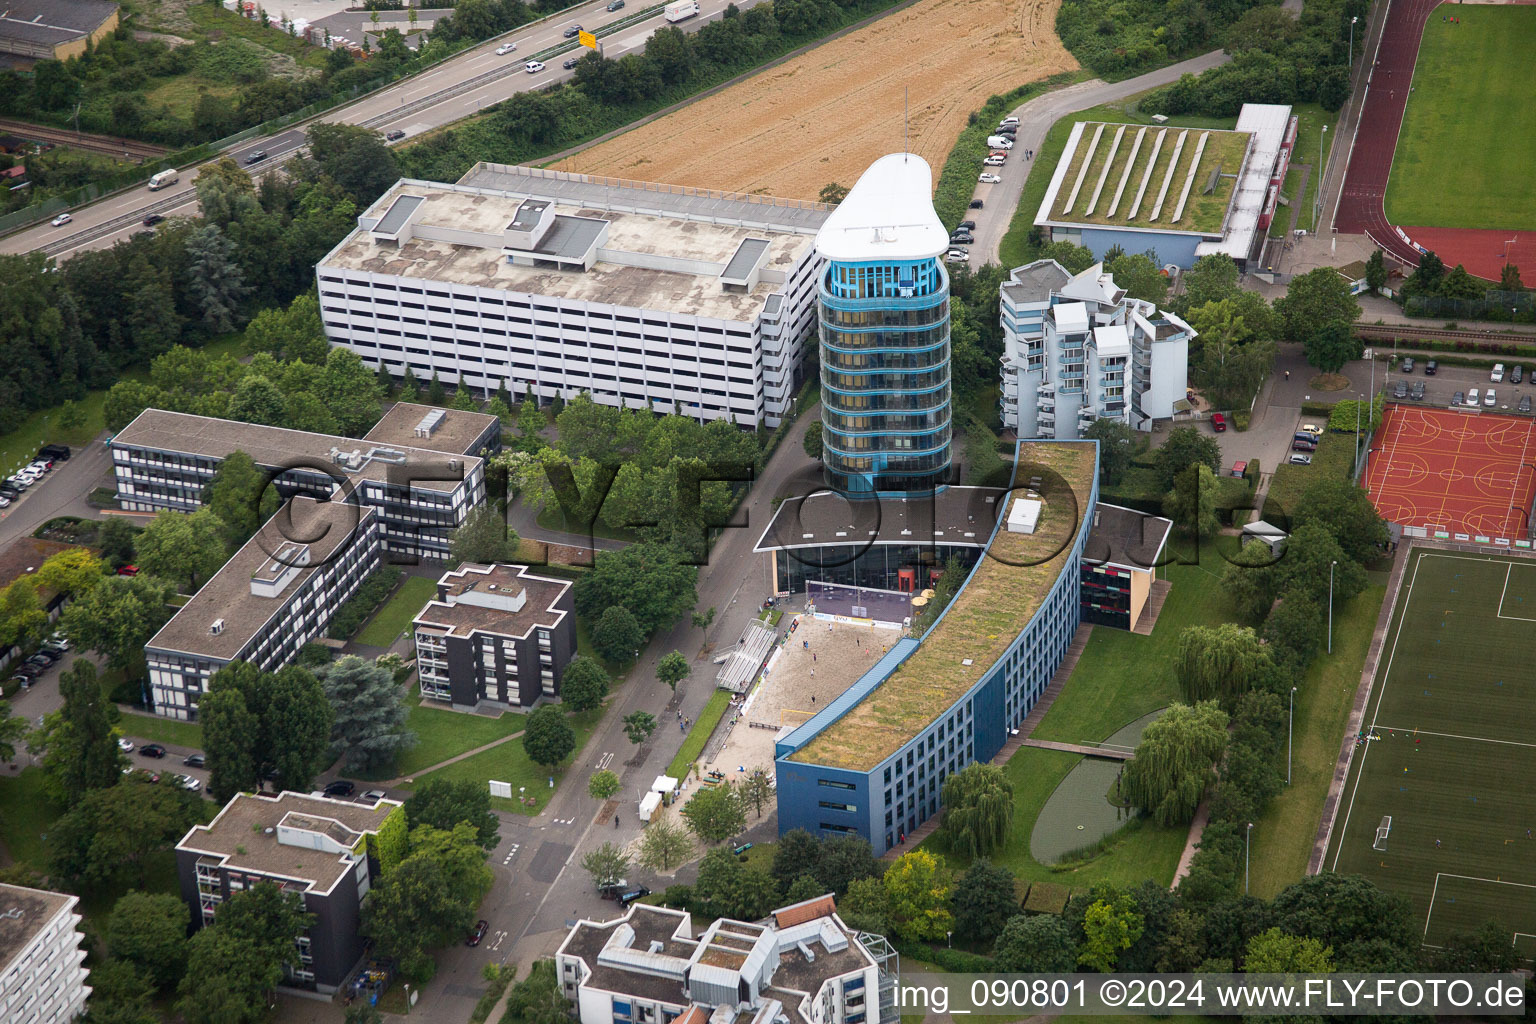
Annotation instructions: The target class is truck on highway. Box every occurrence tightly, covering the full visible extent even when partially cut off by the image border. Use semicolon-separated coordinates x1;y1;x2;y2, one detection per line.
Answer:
664;0;699;21
147;169;180;191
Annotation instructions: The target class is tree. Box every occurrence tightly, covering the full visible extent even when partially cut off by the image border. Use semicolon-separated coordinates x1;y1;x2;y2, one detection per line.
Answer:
0;701;26;764
200;673;261;803
839;876;891;933
637;816;693;872
0;578;47;653
623;710;657;745
523;705;575;769
682;782;746;843
1244;926;1335;972
1432;920;1522;974
937;763;1014;858
740;770;774;819
362;828;489;973
994;913;1076;972
404;777;500;850
50;779;198;891
1500;262;1524;293
503;961;571;1024
317;655;416;775
1078;884;1146;972
34;660;122;804
1275;267;1361;343
950;860;1017;944
1291;476;1388;564
588;769;621;801
184;225;248;332
560;656;609;712
300;122;401;207
135;508;228;592
1302;317;1360;375
315;348;384;436
262;665;333;794
1271;522;1366;607
1177;254;1241;313
581;842;631;890
107;891;190;990
592;605;645;664
1083;419;1136;484
693;847;781;920
883;850;952;941
803;421;824;459
448;504;520;564
34;547;105;598
1121;701;1229;827
1268;873;1417;969
1440;264;1484;300
1153;426;1221;488
1105;250;1168;304
818;182;849;205
202;662;331;798
177;928;279;1024
656;650;690;692
86;958;160;1024
96;517;140;568
408;823;494;909
691;606;717;633
1175;623;1269;705
1364;249;1388;295
203;451;277;552
428;371;447;405
1262;592;1323;669
1164;463;1220;539
575;543;699;638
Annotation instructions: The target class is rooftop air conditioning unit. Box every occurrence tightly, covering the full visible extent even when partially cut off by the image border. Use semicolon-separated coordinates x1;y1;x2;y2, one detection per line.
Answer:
210;618;225;635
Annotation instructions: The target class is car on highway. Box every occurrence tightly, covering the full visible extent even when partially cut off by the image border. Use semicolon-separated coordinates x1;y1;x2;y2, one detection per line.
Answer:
467;920;489;946
982;155;1005;166
183;753;206;768
496;42;517;55
118;738;135;753
142;214;165;227
323;780;356;799
563;24;583;37
140;743;167;759
385;129;406;141
1288;453;1313;465
607;0;625;8
51;213;72;227
525;61;545;73
978;172;1001;183
245;150;268;165
564;56;582;69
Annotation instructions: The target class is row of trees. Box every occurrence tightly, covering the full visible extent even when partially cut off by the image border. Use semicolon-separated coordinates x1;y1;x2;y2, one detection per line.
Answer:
1056;0;1270;78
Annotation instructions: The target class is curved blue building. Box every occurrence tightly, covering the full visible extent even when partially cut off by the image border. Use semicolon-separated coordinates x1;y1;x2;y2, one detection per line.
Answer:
815;154;953;495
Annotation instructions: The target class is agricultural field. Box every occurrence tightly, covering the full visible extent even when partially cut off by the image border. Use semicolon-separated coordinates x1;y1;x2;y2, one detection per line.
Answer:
557;0;1078;199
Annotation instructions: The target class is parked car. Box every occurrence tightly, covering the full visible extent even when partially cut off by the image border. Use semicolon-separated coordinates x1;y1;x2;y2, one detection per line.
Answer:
1491;363;1505;382
999;116;1019;127
617;885;651;907
1292;439;1317;452
1401;357;1414;373
1210;412;1227;432
51;213;72;227
360;789;388;804
385;129;406;141
1298;424;1323;437
1522;395;1533;414
467;920;489;946
495;42;517;55
1514;365;1525;384
140;743;167;759
598;880;630;900
1452;390;1465;406
1392;380;1409;399
142;214;165;227
563;24;582;37
525;61;545;73
1486;389;1498;407
563;56;582;69
958;220;975;231
244;150;268;165
117;565;139;576
944;251;969;264
323;780;356;798
1424;359;1438;375
1410;381;1426;400
982;155;1006;166
175;774;201;792
0;496;10;508
1288;453;1313;465
1468;388;1481;405
978;173;1002;184
183;753;206;768
949;233;973;245
37;444;69;460
24;654;54;670
118;738;135;753
968;199;984;209
14;664;44;680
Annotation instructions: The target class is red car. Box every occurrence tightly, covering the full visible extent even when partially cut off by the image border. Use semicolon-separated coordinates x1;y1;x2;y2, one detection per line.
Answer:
1210;412;1227;432
116;565;140;576
466;920;489;946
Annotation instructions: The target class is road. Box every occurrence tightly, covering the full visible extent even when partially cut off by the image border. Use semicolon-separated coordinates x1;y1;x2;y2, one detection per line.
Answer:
2;0;760;261
968;48;1232;266
0;439;116;550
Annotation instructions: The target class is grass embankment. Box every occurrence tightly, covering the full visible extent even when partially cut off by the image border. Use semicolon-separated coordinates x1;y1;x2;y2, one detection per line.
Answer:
117;710;204;750
386;693;529;781
666;688;732;780
354;575;440;647
1271;103;1338;238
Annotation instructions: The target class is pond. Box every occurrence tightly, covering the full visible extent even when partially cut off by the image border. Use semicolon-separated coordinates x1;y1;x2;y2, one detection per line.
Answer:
1028;708;1167;864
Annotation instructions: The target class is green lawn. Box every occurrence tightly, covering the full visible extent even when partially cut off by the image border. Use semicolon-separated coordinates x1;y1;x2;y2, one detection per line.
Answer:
0;768;63;870
666;689;732;780
1286;103;1338;236
999;96;1236;268
354;575;440;647
117;710;204;750
385;693;527;780
1263;429;1358;523
401;707;605;816
1326;550;1536;947
1247;583;1385;898
1385;4;1536;230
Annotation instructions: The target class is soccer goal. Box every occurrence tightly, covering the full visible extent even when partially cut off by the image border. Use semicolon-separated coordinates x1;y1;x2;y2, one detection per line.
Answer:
1373;815;1393;852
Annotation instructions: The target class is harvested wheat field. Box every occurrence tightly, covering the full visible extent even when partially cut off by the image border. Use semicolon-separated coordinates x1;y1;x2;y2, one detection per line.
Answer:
556;0;1077;199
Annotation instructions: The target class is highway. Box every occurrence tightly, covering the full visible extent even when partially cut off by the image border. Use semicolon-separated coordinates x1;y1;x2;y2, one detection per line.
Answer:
1;0;747;261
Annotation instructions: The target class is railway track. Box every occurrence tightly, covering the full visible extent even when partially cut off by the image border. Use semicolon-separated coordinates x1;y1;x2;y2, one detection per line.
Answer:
0;119;169;161
1356;323;1536;345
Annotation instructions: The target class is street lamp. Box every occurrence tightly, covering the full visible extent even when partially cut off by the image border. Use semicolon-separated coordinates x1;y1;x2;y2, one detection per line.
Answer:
1314;125;1329;231
1288;686;1298;784
404;983;411;1015
1349;16;1358;69
1328;560;1338;653
1245;822;1254;895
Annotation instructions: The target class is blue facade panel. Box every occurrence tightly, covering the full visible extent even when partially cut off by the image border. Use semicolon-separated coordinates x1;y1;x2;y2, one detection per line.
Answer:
1078;227;1202;269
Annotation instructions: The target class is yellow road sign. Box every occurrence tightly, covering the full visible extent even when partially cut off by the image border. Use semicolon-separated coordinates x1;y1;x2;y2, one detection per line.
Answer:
578;29;597;49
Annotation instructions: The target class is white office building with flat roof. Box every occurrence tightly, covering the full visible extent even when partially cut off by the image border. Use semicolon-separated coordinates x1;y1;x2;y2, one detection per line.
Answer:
999;260;1192;438
0;883;90;1024
315;164;830;428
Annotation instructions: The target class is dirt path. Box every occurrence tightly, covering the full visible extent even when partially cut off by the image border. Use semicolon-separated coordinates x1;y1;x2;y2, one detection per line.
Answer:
558;0;1078;199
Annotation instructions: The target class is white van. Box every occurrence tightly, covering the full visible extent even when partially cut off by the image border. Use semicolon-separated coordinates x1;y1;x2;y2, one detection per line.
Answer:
1491;363;1505;382
147;169;179;191
1467;388;1480;406
985;135;1014;149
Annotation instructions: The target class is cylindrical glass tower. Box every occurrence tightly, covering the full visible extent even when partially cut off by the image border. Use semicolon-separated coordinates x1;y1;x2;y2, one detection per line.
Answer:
814;155;952;495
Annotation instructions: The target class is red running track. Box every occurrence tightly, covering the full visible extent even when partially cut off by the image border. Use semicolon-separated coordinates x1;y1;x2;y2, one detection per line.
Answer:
1364;405;1536;539
1334;0;1535;281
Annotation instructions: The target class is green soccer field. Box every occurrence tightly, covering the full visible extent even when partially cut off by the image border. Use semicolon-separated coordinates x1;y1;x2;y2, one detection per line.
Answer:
1327;549;1536;952
1384;4;1536;231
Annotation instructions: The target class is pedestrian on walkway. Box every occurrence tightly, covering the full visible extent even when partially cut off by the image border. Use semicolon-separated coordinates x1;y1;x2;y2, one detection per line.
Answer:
615;815;620;829
1285;369;1291;380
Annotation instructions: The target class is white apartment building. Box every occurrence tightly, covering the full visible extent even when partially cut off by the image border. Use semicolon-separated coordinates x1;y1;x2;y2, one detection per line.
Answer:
0;884;90;1024
999;260;1192;438
315;164;829;429
556;896;895;1024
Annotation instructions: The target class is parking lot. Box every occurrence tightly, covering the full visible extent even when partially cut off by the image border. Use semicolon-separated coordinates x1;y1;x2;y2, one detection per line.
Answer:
1379;357;1536;414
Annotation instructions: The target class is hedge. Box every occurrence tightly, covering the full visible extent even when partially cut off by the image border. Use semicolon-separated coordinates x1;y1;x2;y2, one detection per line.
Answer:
326;567;405;641
1262;431;1357;523
1360;335;1536;357
1325;394;1383;433
891;938;996;973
